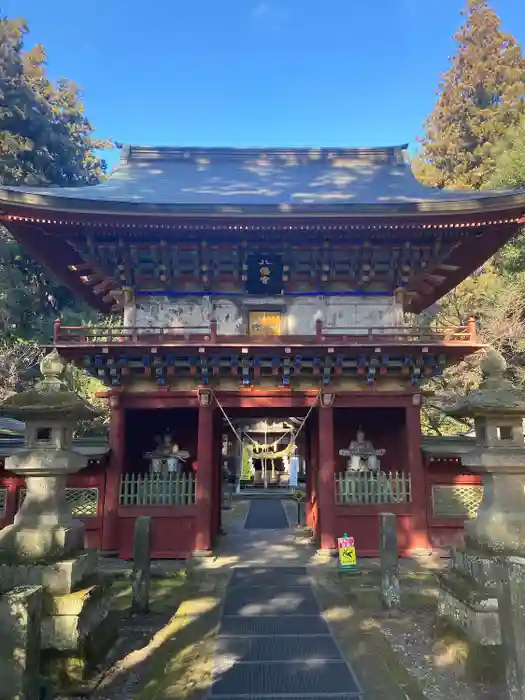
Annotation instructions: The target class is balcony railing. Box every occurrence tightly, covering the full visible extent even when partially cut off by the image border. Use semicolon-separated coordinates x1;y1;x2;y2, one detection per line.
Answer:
53;318;478;347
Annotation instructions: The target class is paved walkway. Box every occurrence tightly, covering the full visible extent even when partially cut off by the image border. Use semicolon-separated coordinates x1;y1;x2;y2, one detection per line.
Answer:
207;500;362;699
243;498;289;529
205;497;321;570
91;499;436;699
210;566;363;699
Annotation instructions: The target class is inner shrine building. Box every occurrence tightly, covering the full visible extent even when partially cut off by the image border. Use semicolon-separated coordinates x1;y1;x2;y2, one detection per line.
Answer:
0;144;524;559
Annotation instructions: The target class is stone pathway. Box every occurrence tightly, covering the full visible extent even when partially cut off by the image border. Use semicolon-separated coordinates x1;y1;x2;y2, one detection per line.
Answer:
243;498;289;529
81;500;442;698
210;566;363;699
206;498;318;570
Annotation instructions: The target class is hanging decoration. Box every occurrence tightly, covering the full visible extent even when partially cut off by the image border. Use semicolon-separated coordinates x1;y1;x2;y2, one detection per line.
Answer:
246;440;296;461
241;444;254;480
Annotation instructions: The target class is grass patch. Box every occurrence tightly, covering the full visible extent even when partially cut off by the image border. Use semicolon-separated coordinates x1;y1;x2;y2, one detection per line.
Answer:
134;599;221;700
108;575;188;613
314;578;427;700
95;577;226;700
332;569;439;613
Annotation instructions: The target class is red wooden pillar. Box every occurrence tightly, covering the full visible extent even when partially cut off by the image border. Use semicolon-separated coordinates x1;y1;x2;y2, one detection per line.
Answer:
406;401;431;553
101;394;125;555
212;410;222;538
318;403;336;552
307;419;319;533
195;398;215;552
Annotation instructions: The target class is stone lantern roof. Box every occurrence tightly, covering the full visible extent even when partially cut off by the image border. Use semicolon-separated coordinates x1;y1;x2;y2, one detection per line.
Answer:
445;349;525;419
0;350;99;422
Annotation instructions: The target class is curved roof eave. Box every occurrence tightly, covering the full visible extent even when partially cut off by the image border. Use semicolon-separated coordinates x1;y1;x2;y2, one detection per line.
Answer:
1;143;525;220
2;187;525;219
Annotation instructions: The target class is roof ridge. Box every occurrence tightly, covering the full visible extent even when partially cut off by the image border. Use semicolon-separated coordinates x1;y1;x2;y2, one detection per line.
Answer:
119;144;409;164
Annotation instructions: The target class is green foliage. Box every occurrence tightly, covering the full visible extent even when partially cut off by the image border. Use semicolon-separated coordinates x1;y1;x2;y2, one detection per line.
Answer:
0;14;112;427
0;16;111;185
413;2;525;434
491;114;525;190
414;0;525;190
0;226;101;340
421;269;525;434
0;338;41;402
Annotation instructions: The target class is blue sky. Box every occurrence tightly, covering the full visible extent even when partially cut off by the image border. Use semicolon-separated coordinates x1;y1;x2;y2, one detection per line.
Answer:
5;0;525;170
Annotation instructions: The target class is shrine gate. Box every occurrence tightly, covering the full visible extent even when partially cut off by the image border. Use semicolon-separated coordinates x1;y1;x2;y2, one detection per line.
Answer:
0;144;524;558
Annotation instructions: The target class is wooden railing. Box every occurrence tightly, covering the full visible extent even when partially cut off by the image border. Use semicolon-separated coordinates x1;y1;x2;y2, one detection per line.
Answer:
335;470;412;505
53;318;478;347
119;472;196;507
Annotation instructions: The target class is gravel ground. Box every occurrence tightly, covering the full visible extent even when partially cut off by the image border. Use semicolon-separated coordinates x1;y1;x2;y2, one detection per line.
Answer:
378;611;504;700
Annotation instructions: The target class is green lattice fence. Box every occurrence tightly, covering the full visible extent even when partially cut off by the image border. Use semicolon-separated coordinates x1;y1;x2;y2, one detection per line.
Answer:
18;487;99;517
335;471;411;505
431;485;483;519
120;472;196;506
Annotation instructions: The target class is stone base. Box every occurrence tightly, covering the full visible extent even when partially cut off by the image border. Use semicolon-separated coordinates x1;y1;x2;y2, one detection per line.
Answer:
315;548;337;561
0;550;97;596
42;611;118;693
0;586;43;700
452;545;501;590
465;516;525;557
41;580;110;651
0;523;84;563
192;549;214;558
437;571;501;645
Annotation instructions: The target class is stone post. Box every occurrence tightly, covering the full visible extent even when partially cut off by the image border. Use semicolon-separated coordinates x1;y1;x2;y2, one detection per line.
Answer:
131;516;151;615
497;556;525;700
380;512;400;610
0;585;43;700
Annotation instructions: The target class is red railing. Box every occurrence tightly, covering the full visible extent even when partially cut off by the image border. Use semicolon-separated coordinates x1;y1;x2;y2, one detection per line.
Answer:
52;318;478;347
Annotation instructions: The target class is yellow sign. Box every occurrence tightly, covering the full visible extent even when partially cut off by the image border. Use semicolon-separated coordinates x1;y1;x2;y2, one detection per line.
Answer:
249;311;281;336
338;535;357;569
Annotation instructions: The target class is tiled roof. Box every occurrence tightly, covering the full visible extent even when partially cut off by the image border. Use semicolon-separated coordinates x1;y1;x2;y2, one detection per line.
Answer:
1;145;524;215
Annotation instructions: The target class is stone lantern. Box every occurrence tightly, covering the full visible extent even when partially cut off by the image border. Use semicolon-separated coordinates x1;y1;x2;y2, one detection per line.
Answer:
0;351;115;691
0;349;98;562
445;349;525;555
437;348;525;660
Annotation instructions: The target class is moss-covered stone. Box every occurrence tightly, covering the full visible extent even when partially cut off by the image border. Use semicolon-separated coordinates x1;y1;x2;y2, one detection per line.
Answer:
41;610;118;694
437;569;496;608
434;618;505;682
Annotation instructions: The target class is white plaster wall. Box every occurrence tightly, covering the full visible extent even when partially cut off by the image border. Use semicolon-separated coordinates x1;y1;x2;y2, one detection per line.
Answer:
285;297;403;334
132;295;403;334
134;296;241;334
